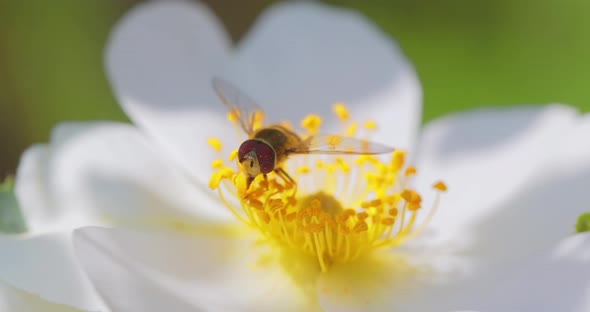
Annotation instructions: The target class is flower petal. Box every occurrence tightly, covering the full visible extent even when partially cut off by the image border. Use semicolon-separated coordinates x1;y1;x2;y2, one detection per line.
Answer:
399;233;590;311
318;233;590;311
0;232;105;311
106;1;236;186
234;2;421;149
473;232;590;311
317;252;422;312
74;226;323;311
15;122;231;234
413;105;583;250
0;281;88;312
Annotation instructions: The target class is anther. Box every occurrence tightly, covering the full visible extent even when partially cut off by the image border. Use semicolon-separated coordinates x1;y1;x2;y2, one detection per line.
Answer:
346;123;357;136
433;181;448;192
227;110;240;123
404;167;417;177
256;210;271;224
364;120;377;131
301;114;322;134
332;103;349;121
211;159;224;169
382;218;395;225
297;166;310;174
207;138;222;152
229;149;238;162
389;208;398;216
352;222;368;233
248;199;264;210
390;150;406;170
357;212;369;220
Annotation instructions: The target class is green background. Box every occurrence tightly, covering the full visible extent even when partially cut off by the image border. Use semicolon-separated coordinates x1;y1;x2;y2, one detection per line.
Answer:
1;0;589;232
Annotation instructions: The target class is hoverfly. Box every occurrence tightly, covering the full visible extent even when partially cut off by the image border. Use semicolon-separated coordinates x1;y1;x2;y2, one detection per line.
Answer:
211;77;394;189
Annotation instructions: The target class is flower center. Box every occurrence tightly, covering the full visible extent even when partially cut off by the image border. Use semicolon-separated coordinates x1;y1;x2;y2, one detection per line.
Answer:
208;104;446;273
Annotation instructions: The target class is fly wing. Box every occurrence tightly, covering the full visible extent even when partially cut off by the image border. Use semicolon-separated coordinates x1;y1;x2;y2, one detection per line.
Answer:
211;77;265;135
289;134;394;155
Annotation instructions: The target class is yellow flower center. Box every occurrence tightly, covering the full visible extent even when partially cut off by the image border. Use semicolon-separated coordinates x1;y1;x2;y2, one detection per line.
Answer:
208;104;446;273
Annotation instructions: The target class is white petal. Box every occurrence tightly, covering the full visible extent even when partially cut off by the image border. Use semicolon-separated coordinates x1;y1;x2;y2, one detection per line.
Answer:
14;144;53;232
399;233;590;311
74;226;323;312
295;233;590;311
476;232;590;311
317;253;423;312
15;122;231;234
106;1;236;186
233;2;421;149
0;281;88;312
0;232;105;311
412;105;584;254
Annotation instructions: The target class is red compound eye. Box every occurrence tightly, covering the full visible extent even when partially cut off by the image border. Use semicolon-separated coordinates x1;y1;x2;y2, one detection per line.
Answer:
238;139;276;174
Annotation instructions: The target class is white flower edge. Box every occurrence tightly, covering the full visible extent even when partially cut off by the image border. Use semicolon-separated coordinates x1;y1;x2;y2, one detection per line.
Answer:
0;232;105;311
0;280;89;312
414;104;590;257
73;226;322;312
15;121;233;235
71;226;590;312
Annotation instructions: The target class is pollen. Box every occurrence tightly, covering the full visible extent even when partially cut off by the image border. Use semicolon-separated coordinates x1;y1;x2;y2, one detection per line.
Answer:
364;120;377;131
404;166;417;177
346;123;357;136
332;103;349;121
209;112;446;273
433;181;447;192
229;149;238;162
207;138;222;152
301;114;322;134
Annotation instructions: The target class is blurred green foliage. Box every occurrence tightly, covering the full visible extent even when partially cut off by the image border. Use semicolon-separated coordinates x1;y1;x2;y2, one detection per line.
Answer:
332;0;590;120
1;0;589;181
576;212;590;233
0;1;132;178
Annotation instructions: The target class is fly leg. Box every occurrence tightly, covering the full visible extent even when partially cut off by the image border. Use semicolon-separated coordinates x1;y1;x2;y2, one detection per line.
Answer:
263;174;269;191
243;174;269;199
275;167;298;196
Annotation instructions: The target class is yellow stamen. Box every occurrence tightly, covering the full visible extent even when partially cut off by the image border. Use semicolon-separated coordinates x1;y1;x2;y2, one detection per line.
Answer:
332;103;349;121
433;181;448;192
301;114;322;134
346;123;357;136
390;150;406;170
404;166;417;177
229;149;238;162
297;166;310;175
325;135;343;149
227;109;240;123
210;110;445;273
364;120;377;131
207;137;222;152
211;159;224;169
208;172;223;189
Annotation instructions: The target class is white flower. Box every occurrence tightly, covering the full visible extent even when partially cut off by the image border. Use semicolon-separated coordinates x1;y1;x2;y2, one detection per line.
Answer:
6;1;590;312
0;279;87;312
0;127;126;311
